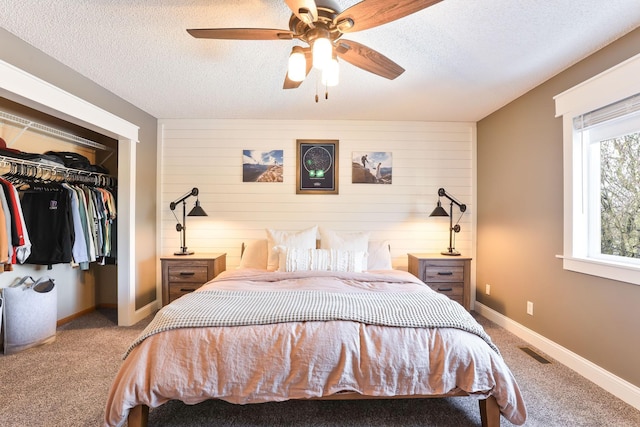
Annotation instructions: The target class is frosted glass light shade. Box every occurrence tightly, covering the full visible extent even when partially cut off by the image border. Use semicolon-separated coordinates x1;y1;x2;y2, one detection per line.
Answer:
322;58;339;86
312;37;332;70
288;47;306;82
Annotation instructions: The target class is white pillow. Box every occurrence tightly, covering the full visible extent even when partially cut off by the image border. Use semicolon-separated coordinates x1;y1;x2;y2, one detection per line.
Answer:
266;226;318;271
366;240;392;270
238;239;268;270
319;228;369;252
276;246;366;273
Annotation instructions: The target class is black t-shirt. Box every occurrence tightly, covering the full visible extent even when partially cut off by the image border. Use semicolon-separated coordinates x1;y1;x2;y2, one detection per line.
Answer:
21;185;73;266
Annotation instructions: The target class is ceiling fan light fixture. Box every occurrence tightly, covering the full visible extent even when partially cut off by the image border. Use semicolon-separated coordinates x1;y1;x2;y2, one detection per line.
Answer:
187;0;441;90
311;32;332;70
322;57;339;87
288;46;307;82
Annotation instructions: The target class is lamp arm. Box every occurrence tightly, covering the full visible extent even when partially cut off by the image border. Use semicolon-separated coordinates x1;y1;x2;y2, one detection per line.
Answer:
169;188;199;210
181;199;187;252
169;187;204;256
434;187;467;256
438;187;466;212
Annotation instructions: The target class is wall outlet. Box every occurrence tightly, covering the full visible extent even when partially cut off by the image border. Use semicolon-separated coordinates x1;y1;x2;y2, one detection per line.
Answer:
485;284;491;295
526;301;534;316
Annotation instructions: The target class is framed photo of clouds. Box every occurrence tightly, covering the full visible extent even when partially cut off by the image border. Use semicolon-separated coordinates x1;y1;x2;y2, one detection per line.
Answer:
243;150;283;182
352;151;392;184
296;139;339;194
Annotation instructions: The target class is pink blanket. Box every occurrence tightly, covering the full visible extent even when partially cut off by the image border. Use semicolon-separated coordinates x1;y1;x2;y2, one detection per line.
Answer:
104;269;526;426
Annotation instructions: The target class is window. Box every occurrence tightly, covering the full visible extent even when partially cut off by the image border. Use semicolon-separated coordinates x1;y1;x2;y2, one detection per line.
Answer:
555;53;640;286
598;132;640;260
577;99;640;263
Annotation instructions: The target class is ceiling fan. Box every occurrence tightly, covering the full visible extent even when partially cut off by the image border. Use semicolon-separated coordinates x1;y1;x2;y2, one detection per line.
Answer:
187;0;443;92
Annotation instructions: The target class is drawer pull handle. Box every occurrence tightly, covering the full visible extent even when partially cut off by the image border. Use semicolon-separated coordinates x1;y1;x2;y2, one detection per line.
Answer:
179;272;195;276
437;272;453;276
180;288;195;293
438;287;453;292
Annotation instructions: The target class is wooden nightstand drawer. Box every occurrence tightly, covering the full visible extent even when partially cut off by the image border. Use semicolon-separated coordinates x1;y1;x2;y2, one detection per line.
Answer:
168;283;200;301
425;281;464;302
168;265;209;283
423;265;464;282
161;253;226;306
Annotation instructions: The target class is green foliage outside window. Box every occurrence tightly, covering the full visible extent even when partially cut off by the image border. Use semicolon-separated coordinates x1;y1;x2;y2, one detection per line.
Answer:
600;132;640;258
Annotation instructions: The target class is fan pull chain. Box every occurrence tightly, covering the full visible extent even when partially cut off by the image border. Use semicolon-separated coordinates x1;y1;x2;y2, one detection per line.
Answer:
314;90;329;102
313;75;331;102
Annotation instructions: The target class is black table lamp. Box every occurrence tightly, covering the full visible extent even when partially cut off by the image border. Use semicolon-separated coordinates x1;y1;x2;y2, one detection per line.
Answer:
429;187;466;256
170;187;207;255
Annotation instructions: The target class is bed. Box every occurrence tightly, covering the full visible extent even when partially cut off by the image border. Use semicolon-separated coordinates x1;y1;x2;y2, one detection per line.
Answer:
104;228;527;427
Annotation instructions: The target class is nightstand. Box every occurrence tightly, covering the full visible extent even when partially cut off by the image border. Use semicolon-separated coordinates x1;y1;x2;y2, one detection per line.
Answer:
161;253;226;306
407;253;472;311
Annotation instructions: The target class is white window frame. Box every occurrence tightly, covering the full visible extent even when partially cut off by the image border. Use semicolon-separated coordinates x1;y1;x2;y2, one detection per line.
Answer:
554;52;640;286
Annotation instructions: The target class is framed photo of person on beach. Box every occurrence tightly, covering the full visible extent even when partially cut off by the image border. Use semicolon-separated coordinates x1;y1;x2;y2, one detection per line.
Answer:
296;139;339;194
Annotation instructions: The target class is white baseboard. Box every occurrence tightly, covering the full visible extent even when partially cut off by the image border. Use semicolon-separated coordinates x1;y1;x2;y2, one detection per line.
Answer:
475;302;640;411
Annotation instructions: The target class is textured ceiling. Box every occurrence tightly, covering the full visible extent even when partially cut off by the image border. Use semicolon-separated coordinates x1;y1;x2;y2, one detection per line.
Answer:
2;1;640;122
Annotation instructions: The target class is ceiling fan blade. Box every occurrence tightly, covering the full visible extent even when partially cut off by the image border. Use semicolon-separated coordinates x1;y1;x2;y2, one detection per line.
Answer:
187;28;293;40
284;48;313;89
335;0;442;33
285;0;318;23
335;39;404;80
283;78;302;89
283;75;305;89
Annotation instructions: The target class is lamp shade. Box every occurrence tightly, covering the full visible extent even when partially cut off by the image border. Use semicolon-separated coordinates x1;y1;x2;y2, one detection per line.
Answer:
188;199;207;217
429;201;448;217
322;58;339;86
287;46;307;82
312;36;332;70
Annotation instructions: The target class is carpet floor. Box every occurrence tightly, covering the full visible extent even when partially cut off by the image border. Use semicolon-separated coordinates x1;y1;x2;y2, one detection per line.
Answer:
0;309;639;426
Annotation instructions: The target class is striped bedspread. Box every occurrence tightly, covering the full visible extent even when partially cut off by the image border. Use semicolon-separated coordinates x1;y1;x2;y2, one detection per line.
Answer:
125;289;499;358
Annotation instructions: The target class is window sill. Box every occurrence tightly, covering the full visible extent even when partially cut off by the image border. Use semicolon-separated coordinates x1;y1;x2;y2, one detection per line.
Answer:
556;255;640;286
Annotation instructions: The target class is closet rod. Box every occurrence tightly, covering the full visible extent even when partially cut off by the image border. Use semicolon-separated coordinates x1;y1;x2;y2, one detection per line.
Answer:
0;110;113;152
0;155;116;186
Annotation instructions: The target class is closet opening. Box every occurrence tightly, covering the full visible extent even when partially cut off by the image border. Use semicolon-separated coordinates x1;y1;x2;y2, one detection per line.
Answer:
0;96;119;324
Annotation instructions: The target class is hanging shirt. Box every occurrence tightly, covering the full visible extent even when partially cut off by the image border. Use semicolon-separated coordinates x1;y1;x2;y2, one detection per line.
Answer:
0;177;25;250
21;185;73;267
62;183;90;267
89;187;104;257
12;184;32;263
0;187;13;263
76;186;96;264
97;187;116;257
81;186;99;261
0;196;8;264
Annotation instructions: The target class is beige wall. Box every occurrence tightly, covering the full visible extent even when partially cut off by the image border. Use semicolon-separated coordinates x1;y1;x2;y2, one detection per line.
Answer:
477;28;640;387
0;28;159;313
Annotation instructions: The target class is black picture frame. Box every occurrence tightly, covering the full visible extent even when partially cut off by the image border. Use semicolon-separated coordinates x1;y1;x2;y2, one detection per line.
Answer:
296;139;339;194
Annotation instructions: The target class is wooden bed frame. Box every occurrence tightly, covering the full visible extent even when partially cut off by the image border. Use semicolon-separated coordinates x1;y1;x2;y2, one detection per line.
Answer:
126;393;501;427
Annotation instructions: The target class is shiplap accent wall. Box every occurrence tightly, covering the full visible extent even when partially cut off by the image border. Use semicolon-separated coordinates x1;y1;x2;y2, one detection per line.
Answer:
158;119;476;270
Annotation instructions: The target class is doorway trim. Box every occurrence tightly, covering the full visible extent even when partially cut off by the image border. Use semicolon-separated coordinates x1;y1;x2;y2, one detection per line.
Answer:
0;59;152;326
